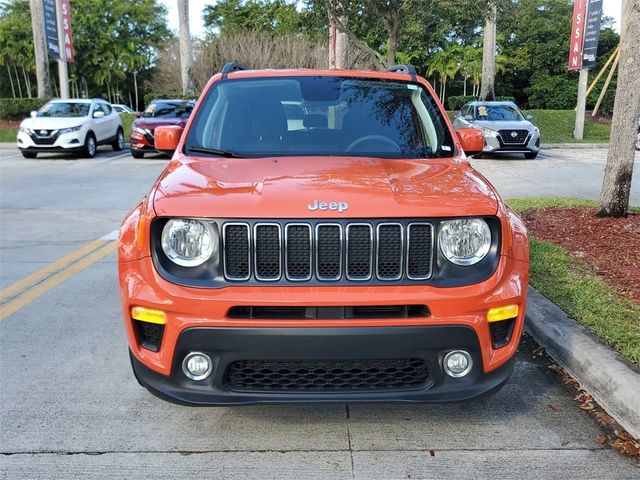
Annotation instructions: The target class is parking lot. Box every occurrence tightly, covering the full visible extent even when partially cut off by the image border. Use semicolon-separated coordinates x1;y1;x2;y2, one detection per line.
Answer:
1;145;639;479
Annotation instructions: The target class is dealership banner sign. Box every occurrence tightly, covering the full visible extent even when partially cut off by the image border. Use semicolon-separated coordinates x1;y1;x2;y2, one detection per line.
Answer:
43;0;60;60
581;0;603;69
568;0;602;71
42;0;75;63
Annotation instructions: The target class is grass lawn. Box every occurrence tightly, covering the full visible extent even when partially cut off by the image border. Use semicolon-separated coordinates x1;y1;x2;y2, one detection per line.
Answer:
509;198;640;366
0;127;17;142
447;109;611;144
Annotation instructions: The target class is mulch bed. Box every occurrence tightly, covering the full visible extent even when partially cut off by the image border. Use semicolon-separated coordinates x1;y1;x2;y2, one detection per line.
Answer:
0;119;20;128
521;207;640;304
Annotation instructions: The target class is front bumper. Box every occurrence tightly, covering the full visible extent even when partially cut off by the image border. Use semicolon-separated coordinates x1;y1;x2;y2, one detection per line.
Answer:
483;131;540;153
120;252;528;404
130;326;516;405
17;130;84;151
130;131;155;151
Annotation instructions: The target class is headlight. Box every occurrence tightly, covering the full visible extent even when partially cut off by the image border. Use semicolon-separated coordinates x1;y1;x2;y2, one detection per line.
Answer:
132;126;146;135
438;218;491;266
481;128;498;138
19;127;30;134
59;125;82;134
161;219;216;267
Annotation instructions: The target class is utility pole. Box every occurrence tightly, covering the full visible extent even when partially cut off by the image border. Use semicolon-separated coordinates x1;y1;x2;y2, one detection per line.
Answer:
177;0;194;96
574;68;588;139
29;0;52;98
55;0;69;98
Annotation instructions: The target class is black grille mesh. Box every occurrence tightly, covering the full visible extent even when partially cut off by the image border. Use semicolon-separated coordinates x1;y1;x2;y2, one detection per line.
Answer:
377;224;402;279
316;225;341;279
347;225;372;279
407;224;432;278
226;358;430;391
255;225;281;279
224;225;250;279
286;225;311;279
498;129;529;144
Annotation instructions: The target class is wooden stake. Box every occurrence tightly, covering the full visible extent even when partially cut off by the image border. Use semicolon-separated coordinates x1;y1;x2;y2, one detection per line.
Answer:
592;50;620;117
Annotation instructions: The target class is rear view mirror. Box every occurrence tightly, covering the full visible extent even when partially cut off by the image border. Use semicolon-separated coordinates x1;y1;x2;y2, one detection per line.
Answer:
135;112;142;118
93;111;105;118
456;128;484;156
155;125;184;156
30;110;37;118
525;114;533;121
464;114;474;121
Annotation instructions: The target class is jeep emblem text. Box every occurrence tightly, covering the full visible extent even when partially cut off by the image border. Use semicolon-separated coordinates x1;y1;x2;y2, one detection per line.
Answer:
307;200;349;213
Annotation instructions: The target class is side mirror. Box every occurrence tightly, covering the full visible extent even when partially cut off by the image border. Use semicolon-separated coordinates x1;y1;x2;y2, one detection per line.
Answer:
457;128;484;156
155;125;183;156
525;114;533;121
30;110;37;118
135;112;142;118
93;110;105;118
464;114;474;121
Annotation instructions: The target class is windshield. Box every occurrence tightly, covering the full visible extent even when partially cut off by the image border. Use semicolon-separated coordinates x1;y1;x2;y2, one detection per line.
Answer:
37;102;90;118
475;105;524;121
143;101;193;118
185;76;454;158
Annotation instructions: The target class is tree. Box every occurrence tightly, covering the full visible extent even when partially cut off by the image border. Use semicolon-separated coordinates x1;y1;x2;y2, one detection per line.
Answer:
428;44;463;103
177;0;194;96
203;0;304;36
479;1;496;100
597;0;639;217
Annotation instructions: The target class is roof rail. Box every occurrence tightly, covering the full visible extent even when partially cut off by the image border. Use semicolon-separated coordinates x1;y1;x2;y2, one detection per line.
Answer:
385;64;417;77
220;61;247;79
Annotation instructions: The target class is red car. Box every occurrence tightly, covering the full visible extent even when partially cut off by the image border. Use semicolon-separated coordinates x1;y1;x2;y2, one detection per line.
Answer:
130;99;195;158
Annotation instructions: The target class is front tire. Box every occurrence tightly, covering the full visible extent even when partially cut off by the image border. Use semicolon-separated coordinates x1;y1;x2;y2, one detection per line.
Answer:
84;132;97;158
131;149;145;159
112;128;125;151
21;150;37;158
524;151;538;159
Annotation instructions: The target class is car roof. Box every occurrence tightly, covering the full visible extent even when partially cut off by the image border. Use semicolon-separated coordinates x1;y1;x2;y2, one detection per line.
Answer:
466;101;518;107
150;99;195;104
217;68;421;83
49;98;95;104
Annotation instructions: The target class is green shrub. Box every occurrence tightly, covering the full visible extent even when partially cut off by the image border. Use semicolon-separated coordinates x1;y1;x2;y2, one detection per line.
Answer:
525;74;577;109
0;98;50;120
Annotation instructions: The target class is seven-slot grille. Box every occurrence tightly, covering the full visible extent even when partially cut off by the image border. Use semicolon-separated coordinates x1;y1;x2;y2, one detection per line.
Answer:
498;129;529;145
222;221;433;283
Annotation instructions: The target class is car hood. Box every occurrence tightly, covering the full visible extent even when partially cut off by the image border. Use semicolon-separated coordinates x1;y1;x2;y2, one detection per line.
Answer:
473;120;534;131
20;117;88;130
153;156;499;218
134;117;188;129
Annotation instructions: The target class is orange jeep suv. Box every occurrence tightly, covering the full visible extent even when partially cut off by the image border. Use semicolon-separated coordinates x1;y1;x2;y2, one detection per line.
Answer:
118;63;529;405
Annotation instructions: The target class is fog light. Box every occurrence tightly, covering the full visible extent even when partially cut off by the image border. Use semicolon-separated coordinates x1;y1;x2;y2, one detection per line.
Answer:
182;352;213;381
443;350;473;378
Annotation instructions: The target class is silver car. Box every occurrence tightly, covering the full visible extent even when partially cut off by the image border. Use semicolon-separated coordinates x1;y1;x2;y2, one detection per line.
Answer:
453;101;540;159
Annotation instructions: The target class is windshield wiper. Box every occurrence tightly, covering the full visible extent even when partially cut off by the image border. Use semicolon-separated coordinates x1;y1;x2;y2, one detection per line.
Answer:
187;146;247;158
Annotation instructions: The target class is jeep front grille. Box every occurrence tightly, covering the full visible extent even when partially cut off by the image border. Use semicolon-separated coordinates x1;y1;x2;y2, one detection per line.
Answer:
222;220;433;283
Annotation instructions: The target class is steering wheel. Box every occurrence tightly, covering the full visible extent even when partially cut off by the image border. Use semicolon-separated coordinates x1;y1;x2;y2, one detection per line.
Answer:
346;135;401;153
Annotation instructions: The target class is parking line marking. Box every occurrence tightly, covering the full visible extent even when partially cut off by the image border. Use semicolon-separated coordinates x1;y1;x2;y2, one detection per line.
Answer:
0;238;108;302
0;241;117;321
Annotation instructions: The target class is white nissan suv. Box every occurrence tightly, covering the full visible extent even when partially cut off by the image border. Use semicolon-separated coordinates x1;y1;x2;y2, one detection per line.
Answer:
17;99;124;158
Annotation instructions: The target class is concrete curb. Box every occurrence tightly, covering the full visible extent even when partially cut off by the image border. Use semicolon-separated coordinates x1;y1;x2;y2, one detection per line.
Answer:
525;286;640;439
541;143;608;149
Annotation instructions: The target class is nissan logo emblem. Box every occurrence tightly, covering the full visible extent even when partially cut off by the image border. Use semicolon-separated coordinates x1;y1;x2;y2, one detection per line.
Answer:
510;131;518;138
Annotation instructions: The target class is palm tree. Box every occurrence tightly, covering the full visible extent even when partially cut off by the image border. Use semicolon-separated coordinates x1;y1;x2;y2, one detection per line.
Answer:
460;46;482;97
480;2;497;100
428;45;463;103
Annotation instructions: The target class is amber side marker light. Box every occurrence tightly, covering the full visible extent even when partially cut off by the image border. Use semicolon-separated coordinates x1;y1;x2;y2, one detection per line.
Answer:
131;306;167;325
487;304;519;323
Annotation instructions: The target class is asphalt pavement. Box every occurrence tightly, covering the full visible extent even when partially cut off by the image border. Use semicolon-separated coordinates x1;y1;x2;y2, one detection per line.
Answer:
1;145;639;479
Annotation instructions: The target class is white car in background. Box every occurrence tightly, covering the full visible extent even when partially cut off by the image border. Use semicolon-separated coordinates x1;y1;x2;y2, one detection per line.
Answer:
17;99;124;158
111;104;135;114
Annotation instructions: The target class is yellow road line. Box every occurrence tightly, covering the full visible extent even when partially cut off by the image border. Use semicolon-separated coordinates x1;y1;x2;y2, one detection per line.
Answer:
0;242;117;321
0;238;107;302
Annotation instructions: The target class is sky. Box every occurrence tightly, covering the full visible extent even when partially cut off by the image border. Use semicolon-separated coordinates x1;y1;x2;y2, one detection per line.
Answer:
159;0;623;38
